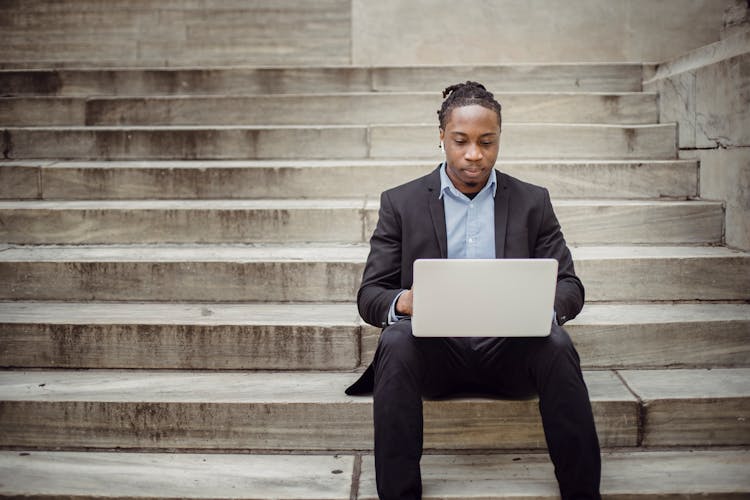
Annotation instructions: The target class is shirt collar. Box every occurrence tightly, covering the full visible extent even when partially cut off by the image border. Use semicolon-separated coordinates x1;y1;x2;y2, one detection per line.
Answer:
439;162;497;199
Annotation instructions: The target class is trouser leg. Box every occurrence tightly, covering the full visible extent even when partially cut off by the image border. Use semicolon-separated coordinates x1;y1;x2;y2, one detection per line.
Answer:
475;325;601;500
372;320;466;500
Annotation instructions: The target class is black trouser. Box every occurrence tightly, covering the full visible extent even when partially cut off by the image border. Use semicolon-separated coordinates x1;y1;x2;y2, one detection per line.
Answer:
372;320;601;500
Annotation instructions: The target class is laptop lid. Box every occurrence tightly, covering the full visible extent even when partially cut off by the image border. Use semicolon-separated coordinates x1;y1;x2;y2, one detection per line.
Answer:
411;258;558;337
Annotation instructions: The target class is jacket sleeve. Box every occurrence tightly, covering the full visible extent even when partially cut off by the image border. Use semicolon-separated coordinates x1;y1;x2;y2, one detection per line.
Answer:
535;188;585;325
357;190;404;328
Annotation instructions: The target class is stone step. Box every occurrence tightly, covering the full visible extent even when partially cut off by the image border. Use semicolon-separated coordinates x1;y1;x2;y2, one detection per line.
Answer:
1;123;677;160
0;199;724;245
359;450;750;499
0;451;354;500
2;369;749;450
0;245;747;302
0;64;645;97
0;159;700;200
0;369;635;450
618;368;750;446
0;92;658;126
1;302;748;371
0;450;747;499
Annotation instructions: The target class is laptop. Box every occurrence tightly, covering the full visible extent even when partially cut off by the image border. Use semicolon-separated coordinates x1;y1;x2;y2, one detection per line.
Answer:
411;258;558;337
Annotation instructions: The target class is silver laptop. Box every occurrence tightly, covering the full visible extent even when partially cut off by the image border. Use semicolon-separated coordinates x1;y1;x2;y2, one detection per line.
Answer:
411;258;558;337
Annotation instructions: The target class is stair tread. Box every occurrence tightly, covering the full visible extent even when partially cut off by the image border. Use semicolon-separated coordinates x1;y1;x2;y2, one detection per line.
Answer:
1;244;746;261
2;369;749;403
0;369;637;403
1;301;748;326
0;451;353;500
0;199;723;209
2;450;747;499
619;368;750;399
8;159;697;168
6;123;673;130
362;450;750;499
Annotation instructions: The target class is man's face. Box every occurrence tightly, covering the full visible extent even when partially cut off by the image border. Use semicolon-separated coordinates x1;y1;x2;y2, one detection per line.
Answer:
439;104;501;194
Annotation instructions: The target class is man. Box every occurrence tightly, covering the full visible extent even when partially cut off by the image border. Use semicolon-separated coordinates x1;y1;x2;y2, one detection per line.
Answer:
346;81;601;500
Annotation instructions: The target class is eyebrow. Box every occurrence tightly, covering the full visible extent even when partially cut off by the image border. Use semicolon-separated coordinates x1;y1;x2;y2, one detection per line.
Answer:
449;131;498;137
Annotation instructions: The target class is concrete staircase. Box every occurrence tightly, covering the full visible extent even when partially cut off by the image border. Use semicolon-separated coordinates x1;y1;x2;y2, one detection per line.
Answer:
1;62;749;499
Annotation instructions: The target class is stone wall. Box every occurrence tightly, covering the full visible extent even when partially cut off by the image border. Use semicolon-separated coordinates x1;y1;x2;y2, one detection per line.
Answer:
0;0;352;67
0;0;737;67
352;0;734;66
644;3;750;250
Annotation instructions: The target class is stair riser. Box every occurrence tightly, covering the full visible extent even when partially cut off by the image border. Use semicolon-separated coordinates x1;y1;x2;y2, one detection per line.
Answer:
3;320;748;370
641;400;750;446
0;93;658;126
0;65;644;97
0;161;699;200
1;258;748;302
361;321;750;371
1;124;677;160
0;324;362;371
0;204;723;245
0;399;637;451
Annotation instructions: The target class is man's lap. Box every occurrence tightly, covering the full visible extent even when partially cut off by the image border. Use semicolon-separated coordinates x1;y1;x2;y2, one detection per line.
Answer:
375;320;580;399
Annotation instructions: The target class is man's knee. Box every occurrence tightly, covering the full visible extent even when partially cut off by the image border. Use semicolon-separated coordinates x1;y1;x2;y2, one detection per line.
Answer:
378;320;415;350
375;320;420;367
534;324;580;366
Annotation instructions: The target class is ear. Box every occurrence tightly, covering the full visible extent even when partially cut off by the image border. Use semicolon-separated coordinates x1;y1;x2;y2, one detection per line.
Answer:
439;128;445;142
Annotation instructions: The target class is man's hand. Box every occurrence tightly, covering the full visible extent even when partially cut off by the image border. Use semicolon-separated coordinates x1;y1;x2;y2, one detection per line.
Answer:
396;288;414;316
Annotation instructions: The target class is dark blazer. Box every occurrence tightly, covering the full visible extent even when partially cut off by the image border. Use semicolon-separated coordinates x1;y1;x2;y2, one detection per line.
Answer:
346;165;584;395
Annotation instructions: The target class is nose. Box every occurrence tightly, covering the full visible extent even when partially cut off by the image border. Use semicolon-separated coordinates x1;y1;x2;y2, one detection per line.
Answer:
464;143;483;161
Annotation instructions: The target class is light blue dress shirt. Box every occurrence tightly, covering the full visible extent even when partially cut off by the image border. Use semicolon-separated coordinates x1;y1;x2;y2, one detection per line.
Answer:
388;163;497;323
439;163;497;259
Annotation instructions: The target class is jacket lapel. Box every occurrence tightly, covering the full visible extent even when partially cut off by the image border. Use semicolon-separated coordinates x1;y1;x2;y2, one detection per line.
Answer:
494;170;509;258
426;167;448;258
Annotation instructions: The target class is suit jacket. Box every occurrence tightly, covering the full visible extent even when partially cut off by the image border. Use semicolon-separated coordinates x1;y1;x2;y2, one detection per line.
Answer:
346;165;584;395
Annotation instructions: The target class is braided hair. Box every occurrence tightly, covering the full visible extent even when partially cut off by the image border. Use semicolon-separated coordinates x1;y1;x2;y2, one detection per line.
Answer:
437;81;502;130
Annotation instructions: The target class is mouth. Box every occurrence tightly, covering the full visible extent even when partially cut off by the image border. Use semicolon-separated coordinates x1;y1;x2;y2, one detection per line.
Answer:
462;168;484;177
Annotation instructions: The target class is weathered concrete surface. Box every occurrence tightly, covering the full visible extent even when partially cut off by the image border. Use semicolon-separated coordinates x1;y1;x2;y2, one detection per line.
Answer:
0;199;370;244
0;199;723;245
4;302;749;371
0;93;658;126
619;368;750;446
0;161;44;199
1;126;370;160
689;147;750;251
0;302;362;370
0;370;636;450
1;450;748;499
723;0;750;39
0;97;86;127
352;0;731;65
645;42;750;149
0;245;748;302
29;160;700;201
572;245;750;301
644;30;750;250
0;244;367;302
358;450;750;499
0;65;645;97
0;0;352;67
2;123;677;160
369;124;677;160
360;303;750;369
0;451;354;499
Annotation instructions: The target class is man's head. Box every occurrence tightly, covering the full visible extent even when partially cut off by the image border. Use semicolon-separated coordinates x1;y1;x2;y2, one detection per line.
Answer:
437;81;503;194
